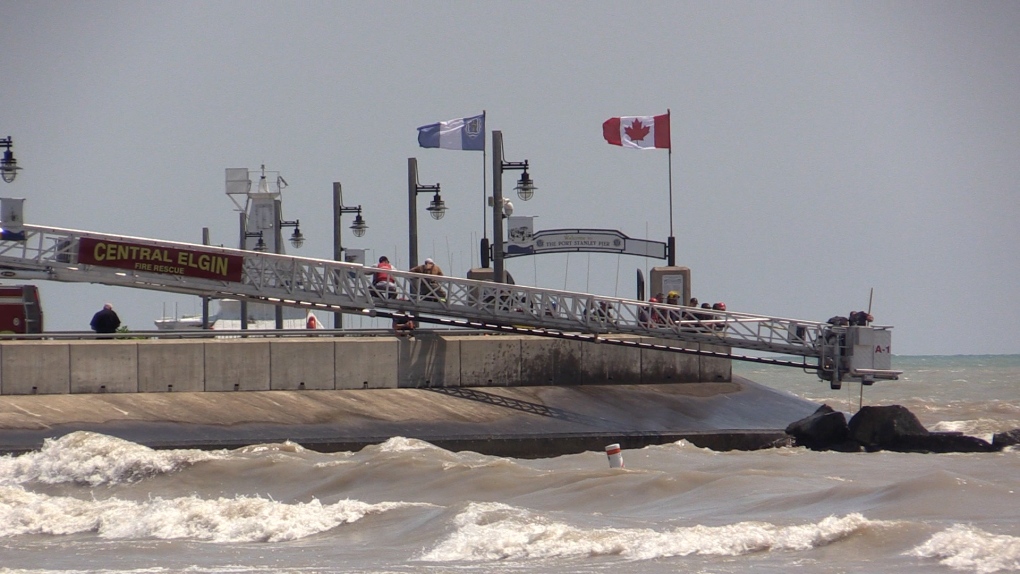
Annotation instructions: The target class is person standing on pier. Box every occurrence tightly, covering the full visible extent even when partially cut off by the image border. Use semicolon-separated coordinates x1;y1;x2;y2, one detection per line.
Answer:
90;303;121;335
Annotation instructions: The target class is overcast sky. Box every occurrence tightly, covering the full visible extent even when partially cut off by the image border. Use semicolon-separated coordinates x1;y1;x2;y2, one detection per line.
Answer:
1;1;1017;356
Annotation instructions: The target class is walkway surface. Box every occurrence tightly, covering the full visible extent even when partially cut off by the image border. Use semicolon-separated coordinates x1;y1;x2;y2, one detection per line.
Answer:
0;377;818;457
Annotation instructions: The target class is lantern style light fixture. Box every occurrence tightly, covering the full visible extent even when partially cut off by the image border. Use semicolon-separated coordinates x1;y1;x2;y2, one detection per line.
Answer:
514;170;536;201
425;191;446;220
245;230;267;252
350;212;368;237
1;137;21;184
279;219;303;248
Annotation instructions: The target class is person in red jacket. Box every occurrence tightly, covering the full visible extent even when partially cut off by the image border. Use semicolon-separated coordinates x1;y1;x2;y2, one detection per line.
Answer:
372;255;396;298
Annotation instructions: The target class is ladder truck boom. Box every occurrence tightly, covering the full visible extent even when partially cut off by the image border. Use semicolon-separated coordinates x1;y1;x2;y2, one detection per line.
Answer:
0;224;900;386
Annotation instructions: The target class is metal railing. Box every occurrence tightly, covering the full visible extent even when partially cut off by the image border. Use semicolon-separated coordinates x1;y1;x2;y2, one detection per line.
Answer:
0;225;844;363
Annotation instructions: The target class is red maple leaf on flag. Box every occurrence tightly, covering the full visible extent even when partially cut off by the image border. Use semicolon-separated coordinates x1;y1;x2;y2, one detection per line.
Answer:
624;118;651;142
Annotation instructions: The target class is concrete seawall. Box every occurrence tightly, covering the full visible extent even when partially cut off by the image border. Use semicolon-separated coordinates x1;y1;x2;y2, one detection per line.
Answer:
0;377;817;457
0;333;731;394
0;334;822;457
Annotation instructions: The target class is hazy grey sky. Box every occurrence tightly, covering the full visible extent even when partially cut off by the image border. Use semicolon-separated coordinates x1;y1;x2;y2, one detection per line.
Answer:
1;1;1017;355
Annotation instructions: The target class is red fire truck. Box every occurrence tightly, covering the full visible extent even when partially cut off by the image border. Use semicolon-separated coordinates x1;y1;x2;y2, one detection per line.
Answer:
0;285;43;334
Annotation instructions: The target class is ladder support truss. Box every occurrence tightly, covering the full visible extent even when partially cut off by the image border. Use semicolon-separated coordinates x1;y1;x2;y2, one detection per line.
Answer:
0;225;900;384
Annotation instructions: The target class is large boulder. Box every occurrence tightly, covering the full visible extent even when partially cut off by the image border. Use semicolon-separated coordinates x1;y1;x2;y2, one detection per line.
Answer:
892;432;997;453
785;405;856;451
993;428;1020;449
848;405;929;451
788;404;1005;453
848;405;999;453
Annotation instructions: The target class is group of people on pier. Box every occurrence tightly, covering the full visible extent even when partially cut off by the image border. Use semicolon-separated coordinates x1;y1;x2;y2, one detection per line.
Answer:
369;255;732;336
371;255;448;335
92;254;739;337
640;291;728;332
371;255;446;302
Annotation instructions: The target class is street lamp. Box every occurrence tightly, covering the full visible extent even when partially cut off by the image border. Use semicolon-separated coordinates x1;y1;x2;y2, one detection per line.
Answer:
333;181;369;329
490;130;535;282
407;157;445;268
333;182;368;247
279;218;303;248
270;199;305;329
515;171;536;201
426;194;446;219
237;218;268;332
1;137;21;184
246;230;267;252
351;214;367;236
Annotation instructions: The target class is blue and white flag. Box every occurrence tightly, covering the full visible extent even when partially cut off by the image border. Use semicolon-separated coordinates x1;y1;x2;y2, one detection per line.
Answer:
417;113;485;151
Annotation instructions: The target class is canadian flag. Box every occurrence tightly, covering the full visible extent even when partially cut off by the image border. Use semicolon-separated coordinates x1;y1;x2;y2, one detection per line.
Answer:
602;114;670;150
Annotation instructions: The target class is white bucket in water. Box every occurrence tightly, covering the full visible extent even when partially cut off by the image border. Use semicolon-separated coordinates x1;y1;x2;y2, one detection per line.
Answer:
605;443;624;468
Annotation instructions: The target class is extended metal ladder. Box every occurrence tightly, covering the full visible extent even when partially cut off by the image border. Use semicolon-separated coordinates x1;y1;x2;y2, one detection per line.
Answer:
0;224;900;386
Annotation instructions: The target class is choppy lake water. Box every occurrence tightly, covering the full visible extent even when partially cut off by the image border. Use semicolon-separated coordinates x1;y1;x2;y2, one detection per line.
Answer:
1;355;1018;573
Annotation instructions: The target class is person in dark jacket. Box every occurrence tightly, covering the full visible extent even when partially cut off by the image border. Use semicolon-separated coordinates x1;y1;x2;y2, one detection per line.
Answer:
90;303;121;334
849;311;874;326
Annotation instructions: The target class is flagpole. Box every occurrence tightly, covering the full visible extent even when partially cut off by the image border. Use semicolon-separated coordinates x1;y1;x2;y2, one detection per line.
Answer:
482;110;488;258
667;108;675;266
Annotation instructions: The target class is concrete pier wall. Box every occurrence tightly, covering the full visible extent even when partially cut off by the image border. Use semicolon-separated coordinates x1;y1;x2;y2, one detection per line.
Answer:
0;334;730;395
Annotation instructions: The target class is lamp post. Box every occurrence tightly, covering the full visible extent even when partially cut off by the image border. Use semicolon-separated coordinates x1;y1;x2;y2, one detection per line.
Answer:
407;157;446;269
202;227;211;329
272;199;305;329
1;137;21;183
491;131;536;283
238;215;268;331
333;181;368;329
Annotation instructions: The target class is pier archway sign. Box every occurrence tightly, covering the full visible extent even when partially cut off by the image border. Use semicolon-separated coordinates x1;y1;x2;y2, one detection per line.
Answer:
503;218;668;260
502;217;686;303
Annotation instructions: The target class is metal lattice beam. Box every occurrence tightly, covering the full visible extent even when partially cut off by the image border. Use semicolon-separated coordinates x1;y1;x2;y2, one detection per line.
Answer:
0;225;873;366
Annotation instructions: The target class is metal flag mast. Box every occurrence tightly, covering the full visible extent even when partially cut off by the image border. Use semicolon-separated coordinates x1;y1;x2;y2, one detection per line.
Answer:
482;110;488;252
667;108;675;266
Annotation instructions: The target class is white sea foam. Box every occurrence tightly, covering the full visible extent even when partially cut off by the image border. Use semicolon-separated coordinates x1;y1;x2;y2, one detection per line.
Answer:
0;431;224;487
0;486;426;542
930;420;976;434
0;569;306;574
365;437;521;473
418;501;887;562
234;440;307;455
377;436;446;453
0;569;330;574
908;524;1020;573
0;570;178;574
929;421;995;443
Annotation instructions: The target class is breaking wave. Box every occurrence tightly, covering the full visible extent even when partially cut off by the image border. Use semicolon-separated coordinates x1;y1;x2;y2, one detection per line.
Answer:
0;486;428;542
418;501;889;562
0;431;224;487
908;524;1020;573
